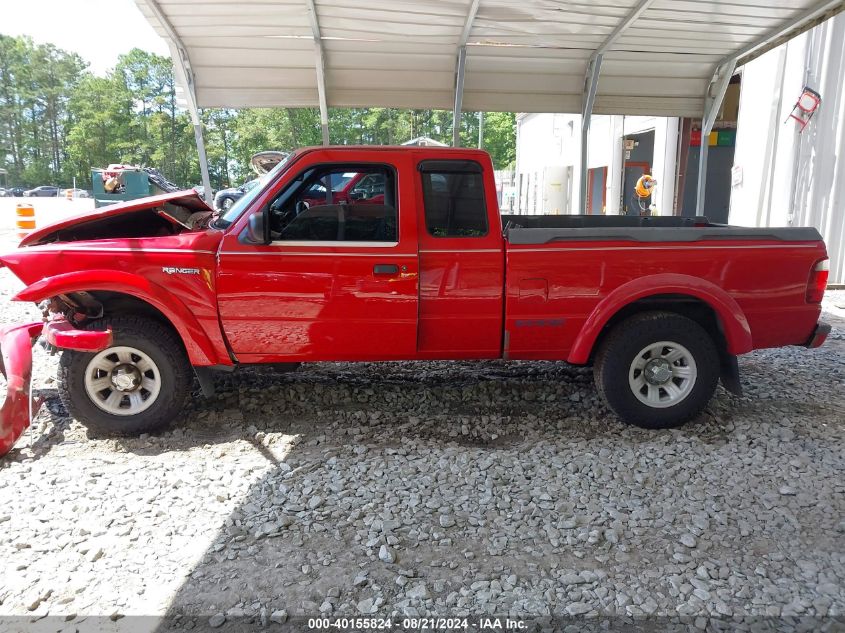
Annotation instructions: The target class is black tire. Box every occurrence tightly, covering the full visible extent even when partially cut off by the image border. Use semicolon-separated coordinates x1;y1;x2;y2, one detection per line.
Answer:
58;316;191;436
220;196;235;211
593;311;720;429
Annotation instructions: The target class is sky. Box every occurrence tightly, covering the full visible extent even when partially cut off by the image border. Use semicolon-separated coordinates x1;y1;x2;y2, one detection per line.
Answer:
2;0;170;75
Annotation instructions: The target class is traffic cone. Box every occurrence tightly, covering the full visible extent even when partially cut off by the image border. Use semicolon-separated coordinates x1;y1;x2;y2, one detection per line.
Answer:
15;204;35;240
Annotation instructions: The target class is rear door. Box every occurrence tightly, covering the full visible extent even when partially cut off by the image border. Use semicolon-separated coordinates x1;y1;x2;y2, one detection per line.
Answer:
415;158;505;359
216;153;419;362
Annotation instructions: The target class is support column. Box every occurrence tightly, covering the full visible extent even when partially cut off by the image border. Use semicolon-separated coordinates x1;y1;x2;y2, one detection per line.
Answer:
305;0;330;145
144;0;213;205
696;60;736;215
191;119;213;206
580;54;603;214
453;46;467;147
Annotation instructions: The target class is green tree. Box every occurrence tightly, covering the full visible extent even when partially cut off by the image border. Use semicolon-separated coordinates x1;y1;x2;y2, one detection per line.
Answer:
1;35;518;190
0;35;86;187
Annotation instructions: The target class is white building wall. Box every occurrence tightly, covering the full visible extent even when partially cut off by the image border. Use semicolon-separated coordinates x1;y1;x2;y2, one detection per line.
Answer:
516;113;677;215
730;13;845;283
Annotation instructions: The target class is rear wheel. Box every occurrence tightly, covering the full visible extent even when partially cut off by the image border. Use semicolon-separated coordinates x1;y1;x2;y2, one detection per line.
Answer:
593;311;720;429
58;316;191;436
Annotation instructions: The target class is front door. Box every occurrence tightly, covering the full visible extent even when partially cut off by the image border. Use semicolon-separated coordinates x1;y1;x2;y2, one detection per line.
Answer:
216;157;419;363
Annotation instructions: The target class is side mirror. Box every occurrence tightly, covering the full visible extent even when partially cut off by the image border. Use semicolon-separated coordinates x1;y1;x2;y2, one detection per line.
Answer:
239;211;269;245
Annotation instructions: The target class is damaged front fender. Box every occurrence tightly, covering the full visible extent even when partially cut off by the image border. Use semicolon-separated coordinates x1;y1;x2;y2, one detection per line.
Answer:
0;322;45;457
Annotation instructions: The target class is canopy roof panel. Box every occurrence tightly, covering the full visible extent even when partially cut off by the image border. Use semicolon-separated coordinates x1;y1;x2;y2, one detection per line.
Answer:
136;0;844;117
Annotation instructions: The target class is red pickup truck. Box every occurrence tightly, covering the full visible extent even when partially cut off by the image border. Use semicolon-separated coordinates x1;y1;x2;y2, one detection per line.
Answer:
0;146;830;456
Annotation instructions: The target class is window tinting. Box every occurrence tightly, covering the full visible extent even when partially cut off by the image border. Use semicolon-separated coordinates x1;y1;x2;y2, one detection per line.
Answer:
421;169;488;238
278;206;340;241
269;165;397;242
278;205;396;242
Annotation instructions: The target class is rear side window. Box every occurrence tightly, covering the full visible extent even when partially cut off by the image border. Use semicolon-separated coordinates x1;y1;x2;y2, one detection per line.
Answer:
420;161;488;238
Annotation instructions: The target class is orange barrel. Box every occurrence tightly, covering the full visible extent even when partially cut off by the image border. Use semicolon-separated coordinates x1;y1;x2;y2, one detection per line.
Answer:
65;188;72;200
15;203;36;240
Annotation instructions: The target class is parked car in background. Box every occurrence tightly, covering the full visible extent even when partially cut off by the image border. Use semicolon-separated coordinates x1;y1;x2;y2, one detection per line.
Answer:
214;178;259;211
192;185;216;200
23;185;60;197
63;188;92;199
6;187;26;197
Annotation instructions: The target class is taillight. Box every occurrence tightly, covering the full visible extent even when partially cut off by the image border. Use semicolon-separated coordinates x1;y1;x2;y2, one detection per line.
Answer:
806;258;829;303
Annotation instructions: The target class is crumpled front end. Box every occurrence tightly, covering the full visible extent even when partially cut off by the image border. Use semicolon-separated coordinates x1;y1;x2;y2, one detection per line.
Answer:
0;319;113;458
0;322;45;457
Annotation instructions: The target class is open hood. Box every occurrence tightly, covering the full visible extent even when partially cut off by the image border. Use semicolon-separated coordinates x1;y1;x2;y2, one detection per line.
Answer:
19;190;214;247
250;151;289;175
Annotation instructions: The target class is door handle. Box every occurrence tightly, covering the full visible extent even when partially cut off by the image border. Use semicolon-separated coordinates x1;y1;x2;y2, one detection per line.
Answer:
373;264;399;275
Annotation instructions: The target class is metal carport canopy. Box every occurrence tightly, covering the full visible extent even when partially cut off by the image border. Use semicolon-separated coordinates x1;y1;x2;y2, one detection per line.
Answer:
135;0;845;211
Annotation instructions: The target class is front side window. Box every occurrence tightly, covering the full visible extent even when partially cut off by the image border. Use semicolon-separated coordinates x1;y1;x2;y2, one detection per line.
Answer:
269;165;397;242
420;163;488;238
213;154;293;229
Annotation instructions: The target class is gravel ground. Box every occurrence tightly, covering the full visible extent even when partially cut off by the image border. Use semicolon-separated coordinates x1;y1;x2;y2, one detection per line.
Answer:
0;255;843;633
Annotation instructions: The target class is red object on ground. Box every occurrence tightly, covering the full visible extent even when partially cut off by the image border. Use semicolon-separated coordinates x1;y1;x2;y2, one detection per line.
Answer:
0;320;114;457
0;322;44;457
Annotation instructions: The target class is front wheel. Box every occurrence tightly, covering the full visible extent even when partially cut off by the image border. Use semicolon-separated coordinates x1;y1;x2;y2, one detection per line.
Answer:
593;311;720;429
58;316;192;436
220;196;235;211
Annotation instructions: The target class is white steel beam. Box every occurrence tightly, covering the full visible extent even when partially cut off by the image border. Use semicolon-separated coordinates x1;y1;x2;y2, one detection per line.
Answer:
305;0;330;145
724;0;845;67
579;0;655;212
579;54;603;214
453;0;480;147
144;0;213;204
695;60;736;215
453;47;467;147
594;0;657;58
693;0;842;215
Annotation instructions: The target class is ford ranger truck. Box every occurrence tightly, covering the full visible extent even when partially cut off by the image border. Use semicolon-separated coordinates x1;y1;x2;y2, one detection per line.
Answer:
0;146;830;456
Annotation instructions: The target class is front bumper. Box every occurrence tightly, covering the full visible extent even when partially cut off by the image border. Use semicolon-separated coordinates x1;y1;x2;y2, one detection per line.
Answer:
804;321;831;349
0;319;112;458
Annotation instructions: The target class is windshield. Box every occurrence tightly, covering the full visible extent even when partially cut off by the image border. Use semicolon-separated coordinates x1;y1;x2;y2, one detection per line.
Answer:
212;156;293;229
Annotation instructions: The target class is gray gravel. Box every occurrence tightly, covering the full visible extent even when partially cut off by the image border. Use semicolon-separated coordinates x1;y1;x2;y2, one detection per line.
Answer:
0;261;843;631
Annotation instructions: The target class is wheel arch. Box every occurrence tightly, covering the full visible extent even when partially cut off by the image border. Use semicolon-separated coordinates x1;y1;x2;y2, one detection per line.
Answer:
568;274;753;365
13;270;228;366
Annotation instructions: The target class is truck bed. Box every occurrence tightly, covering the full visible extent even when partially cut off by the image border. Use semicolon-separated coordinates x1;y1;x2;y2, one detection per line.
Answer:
501;214;823;244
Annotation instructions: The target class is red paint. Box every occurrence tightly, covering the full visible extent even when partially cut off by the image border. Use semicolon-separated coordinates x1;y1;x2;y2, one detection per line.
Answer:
216;150;421;361
45;319;113;352
4;231;229;366
0;322;44;457
0;145;830;454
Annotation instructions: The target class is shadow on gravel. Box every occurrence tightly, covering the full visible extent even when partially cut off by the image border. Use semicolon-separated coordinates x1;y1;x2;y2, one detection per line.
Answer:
112;360;741;458
77;361;763;632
